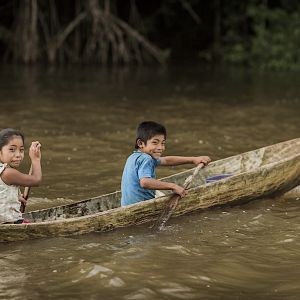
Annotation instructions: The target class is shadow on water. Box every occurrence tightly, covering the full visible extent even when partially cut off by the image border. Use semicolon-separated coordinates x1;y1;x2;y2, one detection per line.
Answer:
0;64;299;299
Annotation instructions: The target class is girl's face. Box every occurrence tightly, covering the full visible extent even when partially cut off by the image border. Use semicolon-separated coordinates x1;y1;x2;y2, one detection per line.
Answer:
0;136;24;168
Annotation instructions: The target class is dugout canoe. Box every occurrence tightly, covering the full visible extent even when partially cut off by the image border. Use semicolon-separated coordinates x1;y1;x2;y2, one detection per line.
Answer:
1;138;300;242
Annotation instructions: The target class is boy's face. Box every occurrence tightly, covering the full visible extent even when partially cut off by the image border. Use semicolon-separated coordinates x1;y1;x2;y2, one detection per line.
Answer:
139;134;166;159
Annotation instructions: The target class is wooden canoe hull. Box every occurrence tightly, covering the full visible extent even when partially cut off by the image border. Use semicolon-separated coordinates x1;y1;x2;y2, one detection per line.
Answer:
1;138;300;242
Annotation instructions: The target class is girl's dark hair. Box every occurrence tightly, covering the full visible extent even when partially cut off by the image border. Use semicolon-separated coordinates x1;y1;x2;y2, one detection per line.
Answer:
0;128;24;150
135;121;167;149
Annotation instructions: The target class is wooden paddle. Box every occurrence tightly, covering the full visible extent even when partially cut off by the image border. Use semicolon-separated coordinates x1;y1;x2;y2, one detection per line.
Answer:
153;162;205;230
20;164;32;213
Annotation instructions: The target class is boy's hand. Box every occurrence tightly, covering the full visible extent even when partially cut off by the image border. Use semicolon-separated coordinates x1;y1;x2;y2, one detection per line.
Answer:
29;141;42;160
193;156;211;166
172;184;187;198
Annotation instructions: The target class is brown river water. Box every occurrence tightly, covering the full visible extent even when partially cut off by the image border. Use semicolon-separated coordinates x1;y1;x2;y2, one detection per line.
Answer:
0;65;299;299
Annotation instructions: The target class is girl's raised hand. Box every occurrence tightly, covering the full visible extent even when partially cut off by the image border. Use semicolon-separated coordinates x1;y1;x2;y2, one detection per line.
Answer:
29;141;42;160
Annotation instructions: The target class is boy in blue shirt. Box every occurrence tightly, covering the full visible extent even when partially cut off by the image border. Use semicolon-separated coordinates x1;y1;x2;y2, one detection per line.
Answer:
121;121;211;206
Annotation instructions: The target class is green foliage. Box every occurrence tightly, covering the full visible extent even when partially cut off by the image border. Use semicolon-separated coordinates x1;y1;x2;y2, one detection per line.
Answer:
224;3;300;71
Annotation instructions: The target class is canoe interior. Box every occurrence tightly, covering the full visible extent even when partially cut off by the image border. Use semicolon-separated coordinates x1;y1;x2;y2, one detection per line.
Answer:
24;138;300;223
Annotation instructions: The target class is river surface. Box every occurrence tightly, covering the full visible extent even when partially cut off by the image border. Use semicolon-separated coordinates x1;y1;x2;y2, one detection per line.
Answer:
0;65;299;299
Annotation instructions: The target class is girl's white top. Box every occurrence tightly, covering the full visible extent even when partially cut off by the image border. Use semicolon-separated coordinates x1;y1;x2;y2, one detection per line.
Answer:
0;163;22;223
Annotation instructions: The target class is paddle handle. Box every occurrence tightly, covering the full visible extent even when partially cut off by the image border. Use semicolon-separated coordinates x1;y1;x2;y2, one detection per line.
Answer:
20;164;33;213
182;162;205;189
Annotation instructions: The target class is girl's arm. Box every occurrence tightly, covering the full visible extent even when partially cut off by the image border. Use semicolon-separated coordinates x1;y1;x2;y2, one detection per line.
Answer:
140;177;186;197
1;141;42;187
159;156;211;166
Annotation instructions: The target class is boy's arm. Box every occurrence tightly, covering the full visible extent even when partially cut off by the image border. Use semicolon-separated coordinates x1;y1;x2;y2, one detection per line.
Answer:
159;156;211;166
140;178;186;197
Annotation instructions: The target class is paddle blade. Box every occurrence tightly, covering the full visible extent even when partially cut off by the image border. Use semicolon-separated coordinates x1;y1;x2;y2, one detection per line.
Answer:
152;194;181;231
153;163;206;231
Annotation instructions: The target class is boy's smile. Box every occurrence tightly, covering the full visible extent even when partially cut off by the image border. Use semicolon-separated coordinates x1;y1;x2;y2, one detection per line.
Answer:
139;134;166;159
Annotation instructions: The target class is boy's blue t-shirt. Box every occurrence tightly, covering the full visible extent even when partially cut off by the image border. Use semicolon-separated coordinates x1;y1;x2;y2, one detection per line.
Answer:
121;151;161;206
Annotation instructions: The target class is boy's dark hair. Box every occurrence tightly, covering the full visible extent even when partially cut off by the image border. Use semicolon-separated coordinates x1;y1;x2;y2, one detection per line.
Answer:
135;121;167;149
0;128;24;150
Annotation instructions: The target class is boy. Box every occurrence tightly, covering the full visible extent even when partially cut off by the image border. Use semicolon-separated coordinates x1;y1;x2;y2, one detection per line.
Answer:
121;121;211;206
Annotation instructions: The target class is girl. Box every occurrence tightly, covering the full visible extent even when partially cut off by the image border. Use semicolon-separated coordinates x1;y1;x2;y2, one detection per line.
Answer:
0;128;42;224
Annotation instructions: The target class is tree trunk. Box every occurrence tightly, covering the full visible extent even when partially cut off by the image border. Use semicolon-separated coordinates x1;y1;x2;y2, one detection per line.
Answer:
212;0;222;62
11;0;38;63
85;0;166;64
1;0;166;65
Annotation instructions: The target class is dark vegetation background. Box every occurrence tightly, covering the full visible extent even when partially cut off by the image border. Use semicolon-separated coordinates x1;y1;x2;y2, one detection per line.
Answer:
0;0;299;70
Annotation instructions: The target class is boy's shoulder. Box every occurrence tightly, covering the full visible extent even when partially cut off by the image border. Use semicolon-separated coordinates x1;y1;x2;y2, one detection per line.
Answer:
128;151;151;161
127;151;159;165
